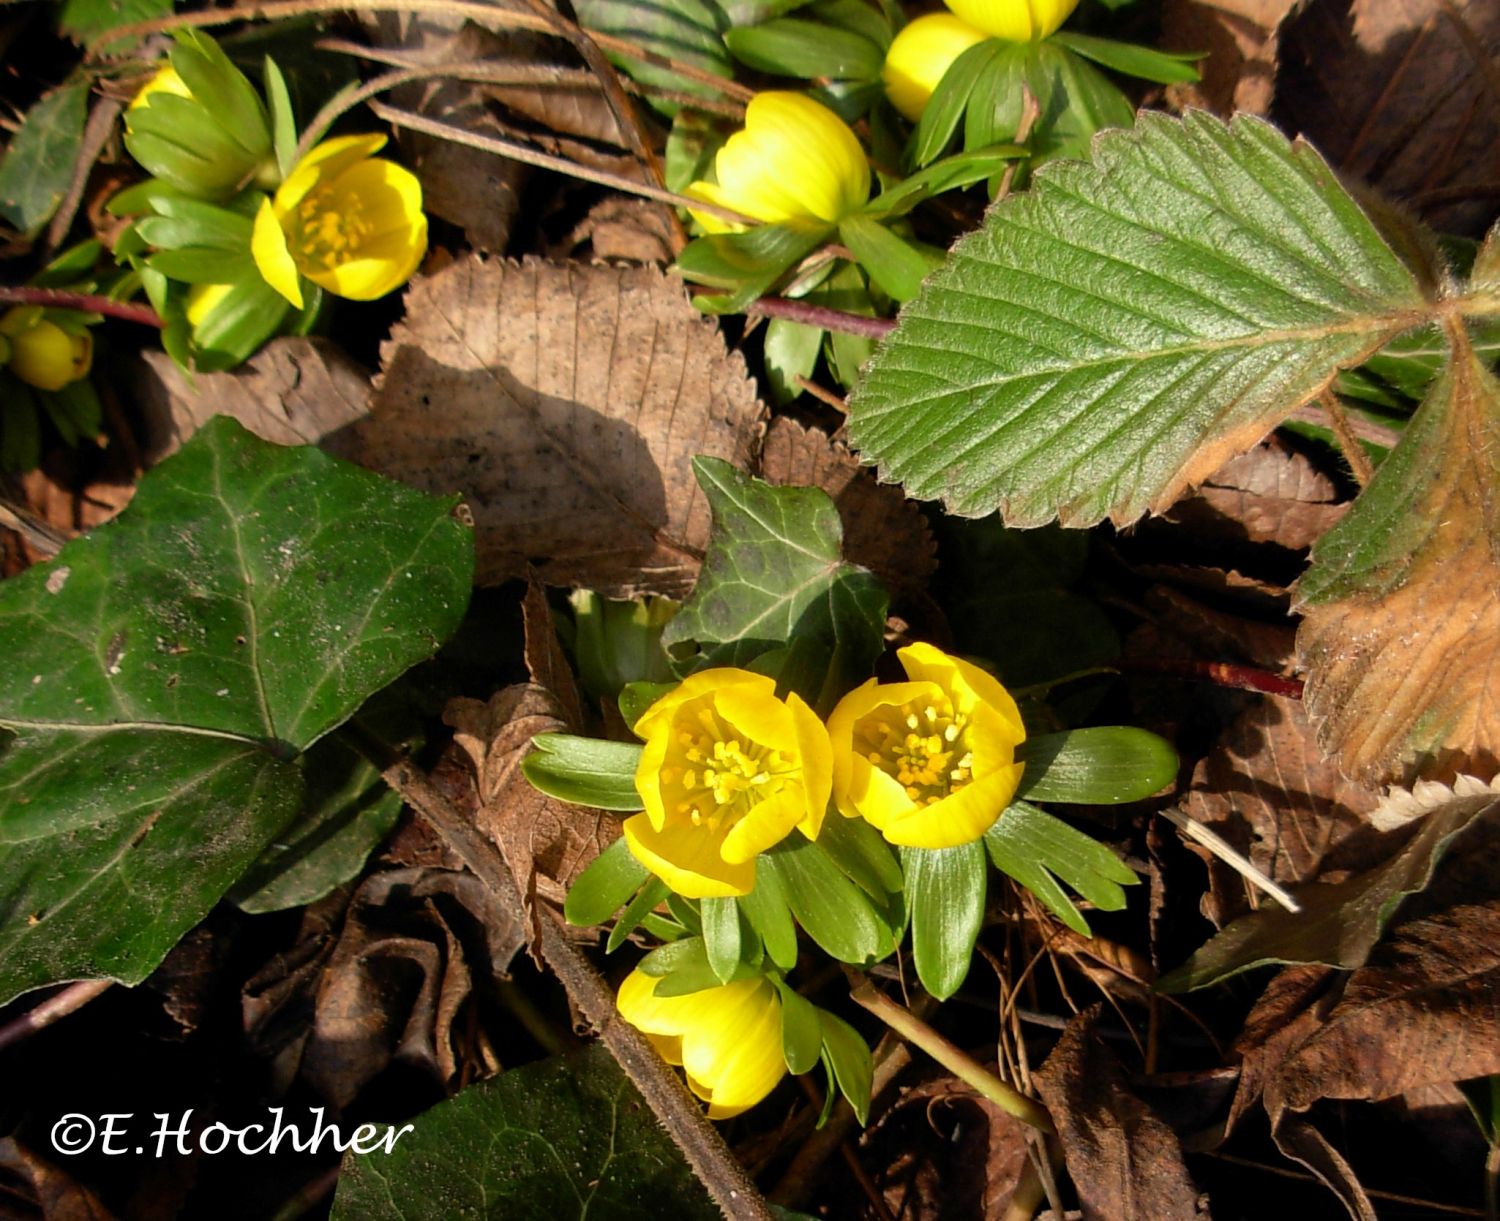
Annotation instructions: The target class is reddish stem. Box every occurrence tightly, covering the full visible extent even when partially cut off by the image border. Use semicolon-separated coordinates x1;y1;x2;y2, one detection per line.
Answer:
747;296;897;340
1118;657;1305;699
0;286;163;328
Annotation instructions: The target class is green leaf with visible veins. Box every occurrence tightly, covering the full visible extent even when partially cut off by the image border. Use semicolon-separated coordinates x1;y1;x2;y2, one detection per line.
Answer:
332;1044;721;1220
663;457;887;714
0;83;88;236
849;110;1431;526
0;417;473;1003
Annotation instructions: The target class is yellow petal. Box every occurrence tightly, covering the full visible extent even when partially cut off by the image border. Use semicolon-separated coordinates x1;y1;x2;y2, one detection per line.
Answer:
898;642;1024;739
621;811;755;898
720;786;803;864
251;196;303;309
678;979;785;1118
633;669;775;739
847;755;918;830
273;132;388;212
944;0;1078;41
882;13;990;122
881;764;1020;848
787;691;832;839
713;683;797;754
128;64;193;116
683;180;749;235
712;92;869;224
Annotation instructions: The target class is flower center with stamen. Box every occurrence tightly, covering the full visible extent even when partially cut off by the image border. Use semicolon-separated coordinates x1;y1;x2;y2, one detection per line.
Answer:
658;705;795;832
295;187;373;271
856;694;972;805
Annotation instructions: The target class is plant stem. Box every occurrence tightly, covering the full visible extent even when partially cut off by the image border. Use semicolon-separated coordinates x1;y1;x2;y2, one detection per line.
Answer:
0;287;162;328
747;297;896;339
0;979;114;1052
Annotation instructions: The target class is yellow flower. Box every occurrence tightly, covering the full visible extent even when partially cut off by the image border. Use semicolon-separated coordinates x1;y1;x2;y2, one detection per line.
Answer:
185;282;234;328
685;92;871;235
0;308;92;392
883;13;990;122
616;967;785;1118
624;669;832;898
251;134;427;310
828;643;1025;849
944;0;1079;43
127;65;193;114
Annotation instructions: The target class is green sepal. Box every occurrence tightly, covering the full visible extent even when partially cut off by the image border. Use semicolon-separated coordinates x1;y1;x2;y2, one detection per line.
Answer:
520;733;645;811
862;144;1024;220
263;56;298;179
983;800;1137;935
676;221;830;314
902;840;986;1000
911;38;1000;167
619;681;679;731
776;980;823;1074
564;835;651;926
701;895;744;983
737;863;799;969
1015;727;1178;804
183;273;294;372
606;877;671;952
1049;32;1203;85
762;836;898;964
640;936;762;994
815;813;904;900
169;28;273;162
837;213;938;302
819;1010;872;1123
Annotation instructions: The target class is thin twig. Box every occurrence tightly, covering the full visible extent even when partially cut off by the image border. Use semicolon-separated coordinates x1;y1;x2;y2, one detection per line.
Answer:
0;979;114;1052
1317;390;1376;488
1286;400;1401;449
367;101;759;229
1203;1151;1485;1217
347;726;773;1221
748;297;896;340
1114;657;1305;699
792;375;848;413
47;95;123;253
1157;807;1302;913
0;498;68;559
0;286;162;327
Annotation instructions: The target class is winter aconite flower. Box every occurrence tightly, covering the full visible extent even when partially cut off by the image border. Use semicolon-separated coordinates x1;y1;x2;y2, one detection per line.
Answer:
0;308;92;392
828;643;1025;849
252;134;427;309
617;968;785;1118
685;92;871;235
882;14;990;122
945;0;1079;43
625;670;832;898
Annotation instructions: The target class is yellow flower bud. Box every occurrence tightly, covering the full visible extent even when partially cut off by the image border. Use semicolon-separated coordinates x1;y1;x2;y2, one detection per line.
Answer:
616;967;786;1118
0;307;92;392
251;134;428;310
882;13;990;123
127;65;194;116
624;669;832;898
827;642;1025;849
685;92;871;235
944;0;1080;43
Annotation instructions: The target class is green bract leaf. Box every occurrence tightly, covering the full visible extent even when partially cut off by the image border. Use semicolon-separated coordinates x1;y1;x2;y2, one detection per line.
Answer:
762;836;897;964
0;83;88;237
862;144;1024;220
838;214;937;302
851;111;1430;525
1050;32;1204;85
662;458;888;715
564;835;651;927
777;981;823;1075
983;801;1136;936
608;877;672;952
819;1009;873;1123
737;862;799;969
725;18;884;81
702;895;743;983
521;734;645;811
643;936;762;994
911;39;1001;168
676;222;830;314
903;841;986;1000
0;418;473;1004
618;681;678;731
1016;728;1178;804
332;1045;720;1220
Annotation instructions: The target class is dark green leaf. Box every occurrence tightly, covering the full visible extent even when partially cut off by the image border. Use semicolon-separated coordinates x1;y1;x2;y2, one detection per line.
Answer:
903;841;985;1000
983;801;1136;936
763;316;824;405
911;39;1000;167
573;0;733;115
851;111;1429;525
662;458;887;715
1050;32;1203;85
332;1045;720;1220
725;19;884;80
58;0;172;49
816;812;904;899
521;734;645;811
565;835;650;926
644;936;762;994
0;418;472;1003
1016;728;1178;804
862;144;1024;220
819;1010;872;1123
777;981;823;1074
0;83;88;236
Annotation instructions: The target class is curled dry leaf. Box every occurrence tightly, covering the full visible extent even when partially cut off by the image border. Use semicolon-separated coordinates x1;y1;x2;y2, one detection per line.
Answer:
758;417;935;598
1032;1007;1203;1221
135;339;370;464
325;257;765;596
521;574;586;733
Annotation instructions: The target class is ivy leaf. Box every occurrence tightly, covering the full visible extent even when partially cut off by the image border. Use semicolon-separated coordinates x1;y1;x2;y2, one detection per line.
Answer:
0;83;88;237
849;111;1429;526
1297;338;1500;781
0;418;473;1003
663;458;888;715
332;1045;720;1220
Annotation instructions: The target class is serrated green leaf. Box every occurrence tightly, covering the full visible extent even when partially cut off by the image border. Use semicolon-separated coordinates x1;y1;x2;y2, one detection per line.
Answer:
332;1044;720;1220
1016;727;1178;804
903;840;985;1000
522;734;645;810
564;834;651;926
1158;787;1498;992
662;458;887;715
819;1010;872;1123
762;836;895;964
724;18;884;80
851;110;1431;526
777;981;823;1074
0;418;472;1003
0;83;88;237
983;800;1135;936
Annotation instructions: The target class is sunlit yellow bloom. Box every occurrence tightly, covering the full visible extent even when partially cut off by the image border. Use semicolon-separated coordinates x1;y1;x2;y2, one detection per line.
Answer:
251;134;427;310
944;0;1079;43
828;643;1025;849
685;92;871;235
127;65;193;115
624;669;832;898
617;967;785;1118
883;14;990;122
0;308;92;392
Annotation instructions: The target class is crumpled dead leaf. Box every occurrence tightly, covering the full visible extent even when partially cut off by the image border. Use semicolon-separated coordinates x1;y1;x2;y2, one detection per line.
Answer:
0;1137;114;1220
324;257;765;596
1161;0;1301;114
135;338;370;464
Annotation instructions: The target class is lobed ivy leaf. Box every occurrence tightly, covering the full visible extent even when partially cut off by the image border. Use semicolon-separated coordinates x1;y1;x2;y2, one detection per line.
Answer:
0;418;473;1004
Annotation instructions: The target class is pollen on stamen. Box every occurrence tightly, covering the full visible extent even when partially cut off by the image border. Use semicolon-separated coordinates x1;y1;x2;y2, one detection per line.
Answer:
905;713;920;729
943;725;959;742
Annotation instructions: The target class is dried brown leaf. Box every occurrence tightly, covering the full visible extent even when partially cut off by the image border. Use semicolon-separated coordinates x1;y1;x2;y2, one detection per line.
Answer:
1161;0;1300;114
758;416;935;598
134;338;370;464
0;1137;115;1220
325;257;765;595
1033;1008;1204;1221
521;575;585;732
1296;340;1500;782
